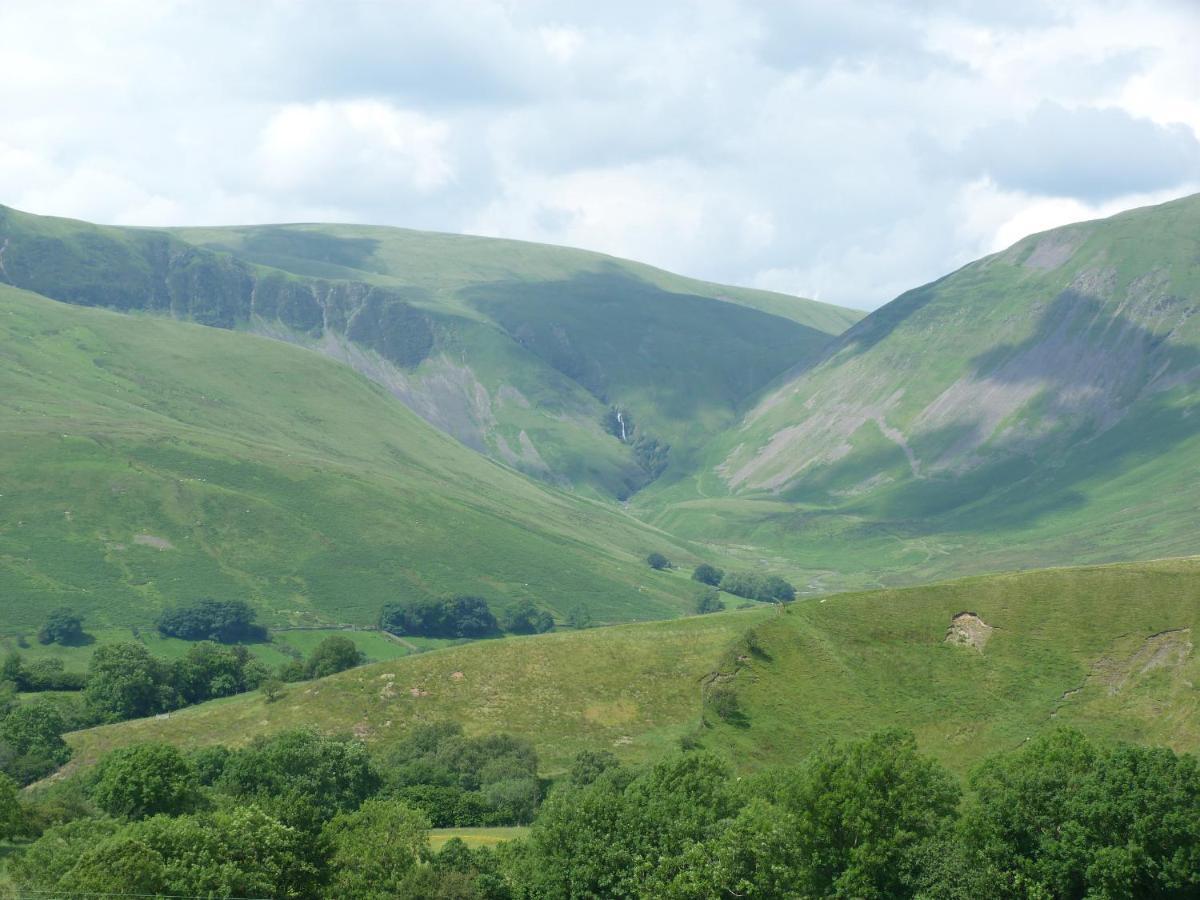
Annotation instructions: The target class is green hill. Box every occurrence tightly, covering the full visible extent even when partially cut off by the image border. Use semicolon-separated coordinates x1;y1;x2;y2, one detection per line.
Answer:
641;193;1200;589
0;282;709;633
0;205;860;498
67;558;1200;775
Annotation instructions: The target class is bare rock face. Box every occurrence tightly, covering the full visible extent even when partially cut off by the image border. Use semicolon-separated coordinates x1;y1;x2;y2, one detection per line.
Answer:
945;612;994;652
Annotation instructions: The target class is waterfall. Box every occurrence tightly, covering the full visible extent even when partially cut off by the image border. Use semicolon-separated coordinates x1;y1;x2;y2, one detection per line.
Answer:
616;410;627;442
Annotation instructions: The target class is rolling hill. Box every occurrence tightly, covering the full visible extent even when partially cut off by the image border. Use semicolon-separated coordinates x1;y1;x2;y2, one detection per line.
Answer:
641;193;1200;589
66;558;1200;775
0;204;860;498
0;282;709;633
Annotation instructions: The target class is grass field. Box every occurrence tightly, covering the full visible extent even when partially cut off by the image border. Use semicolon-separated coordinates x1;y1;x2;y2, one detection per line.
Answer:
65;558;1200;777
0;283;712;634
428;827;529;851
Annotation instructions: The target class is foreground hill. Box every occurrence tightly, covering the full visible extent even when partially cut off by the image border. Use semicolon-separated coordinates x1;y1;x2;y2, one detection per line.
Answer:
644;193;1200;587
0;205;860;498
68;558;1200;775
0;284;702;632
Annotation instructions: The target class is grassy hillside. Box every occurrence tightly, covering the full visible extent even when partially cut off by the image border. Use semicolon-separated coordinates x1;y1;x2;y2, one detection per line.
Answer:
67;558;1200;776
0;205;861;498
67;609;773;773
640;193;1200;587
0;283;708;633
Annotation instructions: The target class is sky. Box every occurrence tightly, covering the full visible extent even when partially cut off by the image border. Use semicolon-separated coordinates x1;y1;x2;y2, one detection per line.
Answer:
1;0;1198;310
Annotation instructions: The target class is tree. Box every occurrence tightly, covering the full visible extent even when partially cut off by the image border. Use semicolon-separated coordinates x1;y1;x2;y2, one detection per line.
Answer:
55;836;170;897
692;563;725;586
501;600;555;635
773;729;961;898
569;749;620;786
171;641;251;704
566;604;593;629
647;552;671;570
156;598;265;643
37;607;86;646
0;699;72;783
694;589;725;614
260;676;285;703
963;728;1200;897
85;641;175;721
306;635;364;678
449;596;500;638
218;729;381;829
0;772;24;840
323;799;430;898
89;743;201;820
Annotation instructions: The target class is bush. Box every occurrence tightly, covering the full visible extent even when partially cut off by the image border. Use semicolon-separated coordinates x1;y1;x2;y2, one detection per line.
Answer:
692;564;724;586
0;700;72;784
157;598;266;643
646;552;671;570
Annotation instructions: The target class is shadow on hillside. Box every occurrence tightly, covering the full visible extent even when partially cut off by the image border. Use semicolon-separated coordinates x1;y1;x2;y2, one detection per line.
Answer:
461;268;833;422
871;288;1200;533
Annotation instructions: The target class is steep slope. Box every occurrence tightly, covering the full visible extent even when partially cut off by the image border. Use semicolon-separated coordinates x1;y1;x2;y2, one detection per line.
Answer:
0;205;861;498
643;194;1200;586
0;283;705;633
67;558;1200;775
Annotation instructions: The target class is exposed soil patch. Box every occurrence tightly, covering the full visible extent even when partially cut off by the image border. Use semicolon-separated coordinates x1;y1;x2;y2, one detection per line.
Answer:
1088;628;1192;696
133;533;174;550
944;612;994;652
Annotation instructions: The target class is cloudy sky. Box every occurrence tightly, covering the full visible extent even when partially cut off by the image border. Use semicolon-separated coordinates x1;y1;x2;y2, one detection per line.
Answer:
1;0;1198;309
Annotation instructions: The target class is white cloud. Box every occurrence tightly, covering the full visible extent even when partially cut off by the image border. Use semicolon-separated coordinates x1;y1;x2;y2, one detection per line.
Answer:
255;101;454;200
0;0;1196;309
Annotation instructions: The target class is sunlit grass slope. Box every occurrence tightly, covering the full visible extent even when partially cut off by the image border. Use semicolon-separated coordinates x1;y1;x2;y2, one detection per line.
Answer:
68;559;1200;776
709;557;1200;773
67;610;773;772
0;284;705;633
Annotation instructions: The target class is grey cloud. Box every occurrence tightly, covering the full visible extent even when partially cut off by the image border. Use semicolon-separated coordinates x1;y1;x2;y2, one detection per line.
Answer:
959;103;1200;201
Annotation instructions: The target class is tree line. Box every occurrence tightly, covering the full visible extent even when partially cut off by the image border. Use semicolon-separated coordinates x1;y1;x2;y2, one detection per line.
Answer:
2;726;1196;898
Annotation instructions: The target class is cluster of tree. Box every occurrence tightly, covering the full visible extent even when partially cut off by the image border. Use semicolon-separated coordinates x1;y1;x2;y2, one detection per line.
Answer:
511;728;1200;898
0;635;368;785
4;726;1198;897
693;588;726;614
693;564;796;602
156;597;267;643
2;653;86;692
380;596;555;640
378;722;545;827
6;726;537;898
